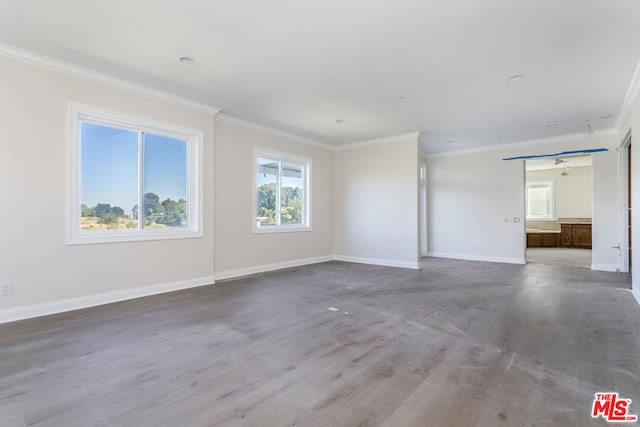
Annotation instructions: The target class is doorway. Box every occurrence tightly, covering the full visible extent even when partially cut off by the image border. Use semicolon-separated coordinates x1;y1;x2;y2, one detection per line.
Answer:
524;155;593;268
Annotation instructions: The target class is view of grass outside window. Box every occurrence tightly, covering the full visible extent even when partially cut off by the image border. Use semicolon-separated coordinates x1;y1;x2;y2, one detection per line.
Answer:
80;122;189;232
68;103;204;245
255;153;308;230
526;182;554;220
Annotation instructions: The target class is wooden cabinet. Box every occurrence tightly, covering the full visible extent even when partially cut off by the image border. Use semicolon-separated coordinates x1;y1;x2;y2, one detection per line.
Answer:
561;225;573;246
560;223;592;248
526;232;559;248
542;233;559;247
572;224;592;247
527;233;543;247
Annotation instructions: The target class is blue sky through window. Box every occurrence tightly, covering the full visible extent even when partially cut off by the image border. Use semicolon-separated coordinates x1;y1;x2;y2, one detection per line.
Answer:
143;133;188;204
81;122;187;215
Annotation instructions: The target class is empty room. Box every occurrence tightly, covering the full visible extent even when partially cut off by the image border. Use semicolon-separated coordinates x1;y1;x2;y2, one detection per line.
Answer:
1;1;640;426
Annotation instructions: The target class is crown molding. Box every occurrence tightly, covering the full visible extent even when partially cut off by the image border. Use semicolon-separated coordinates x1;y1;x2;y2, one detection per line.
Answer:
616;57;640;133
0;42;221;115
426;129;619;159
334;131;421;152
216;113;333;150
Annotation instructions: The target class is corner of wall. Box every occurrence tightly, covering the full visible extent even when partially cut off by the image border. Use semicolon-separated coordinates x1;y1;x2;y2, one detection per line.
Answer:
333;135;420;268
333;255;420;270
214;256;334;281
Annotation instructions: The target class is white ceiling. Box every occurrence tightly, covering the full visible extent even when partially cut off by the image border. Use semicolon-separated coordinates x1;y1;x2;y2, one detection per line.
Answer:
1;0;639;153
525;154;592;171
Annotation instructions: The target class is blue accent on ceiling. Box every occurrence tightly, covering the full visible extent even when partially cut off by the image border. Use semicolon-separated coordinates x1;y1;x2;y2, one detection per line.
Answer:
503;148;609;161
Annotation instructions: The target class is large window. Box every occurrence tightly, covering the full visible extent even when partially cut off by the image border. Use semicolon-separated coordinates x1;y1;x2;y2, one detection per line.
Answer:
526;181;554;220
254;149;310;232
69;103;202;244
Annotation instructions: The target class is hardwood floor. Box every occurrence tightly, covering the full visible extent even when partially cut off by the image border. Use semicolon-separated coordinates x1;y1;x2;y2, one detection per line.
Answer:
1;259;638;426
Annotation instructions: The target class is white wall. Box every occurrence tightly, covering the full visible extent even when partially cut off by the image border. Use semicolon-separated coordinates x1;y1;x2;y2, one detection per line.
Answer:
591;148;622;271
526;166;592;219
334;136;420;269
0;56;216;320
428;149;526;264
428;134;620;270
213;117;334;278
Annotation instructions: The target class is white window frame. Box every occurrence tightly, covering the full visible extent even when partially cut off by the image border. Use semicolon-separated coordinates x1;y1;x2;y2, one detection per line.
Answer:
68;102;203;244
253;147;311;233
526;181;555;220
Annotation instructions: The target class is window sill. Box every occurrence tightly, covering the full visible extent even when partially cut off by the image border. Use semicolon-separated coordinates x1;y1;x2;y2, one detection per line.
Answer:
67;229;203;245
253;226;312;234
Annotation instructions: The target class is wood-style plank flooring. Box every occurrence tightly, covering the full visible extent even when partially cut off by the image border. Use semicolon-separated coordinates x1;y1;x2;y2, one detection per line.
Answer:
526;248;592;269
1;259;639;426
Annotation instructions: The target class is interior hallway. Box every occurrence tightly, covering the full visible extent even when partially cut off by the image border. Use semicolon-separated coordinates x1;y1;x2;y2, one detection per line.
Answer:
0;258;638;426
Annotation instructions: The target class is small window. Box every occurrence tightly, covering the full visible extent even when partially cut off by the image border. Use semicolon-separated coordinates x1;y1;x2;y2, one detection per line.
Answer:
526;181;554;220
69;103;202;244
254;149;310;232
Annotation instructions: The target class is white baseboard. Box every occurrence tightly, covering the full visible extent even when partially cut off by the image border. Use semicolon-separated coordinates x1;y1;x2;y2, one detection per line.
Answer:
428;252;526;265
590;263;620;272
5;255;622;325
0;254;418;324
333;255;421;270
214;256;334;281
216;254;422;281
0;275;214;324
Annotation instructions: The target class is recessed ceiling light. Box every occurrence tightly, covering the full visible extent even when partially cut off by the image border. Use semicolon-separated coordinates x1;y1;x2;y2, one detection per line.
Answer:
506;74;524;83
545;123;558;128
177;55;195;64
336;119;346;124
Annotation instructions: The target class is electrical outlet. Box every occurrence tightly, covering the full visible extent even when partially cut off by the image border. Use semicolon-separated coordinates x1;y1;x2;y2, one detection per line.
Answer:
1;281;13;296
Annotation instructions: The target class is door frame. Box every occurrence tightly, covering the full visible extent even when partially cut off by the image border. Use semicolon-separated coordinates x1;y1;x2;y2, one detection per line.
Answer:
419;162;428;257
620;130;632;273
